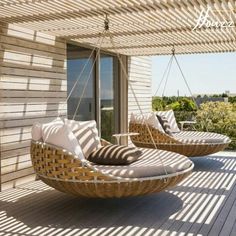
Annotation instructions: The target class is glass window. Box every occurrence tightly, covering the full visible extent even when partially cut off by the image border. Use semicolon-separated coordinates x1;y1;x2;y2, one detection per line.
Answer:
67;44;95;121
100;54;119;142
67;44;119;142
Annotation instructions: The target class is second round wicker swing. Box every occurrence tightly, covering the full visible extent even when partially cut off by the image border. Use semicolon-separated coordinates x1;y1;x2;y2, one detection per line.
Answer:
129;122;231;157
128;45;231;157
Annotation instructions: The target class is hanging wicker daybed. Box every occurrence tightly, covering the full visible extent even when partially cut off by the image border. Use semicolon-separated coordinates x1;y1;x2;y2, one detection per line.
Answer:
31;139;193;198
30;20;194;198
129;122;231;157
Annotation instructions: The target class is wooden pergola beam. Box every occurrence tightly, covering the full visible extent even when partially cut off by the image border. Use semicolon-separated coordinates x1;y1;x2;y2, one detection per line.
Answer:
0;0;235;56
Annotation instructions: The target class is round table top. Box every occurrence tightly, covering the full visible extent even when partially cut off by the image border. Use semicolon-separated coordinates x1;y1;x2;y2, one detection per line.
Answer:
112;132;139;137
179;121;196;124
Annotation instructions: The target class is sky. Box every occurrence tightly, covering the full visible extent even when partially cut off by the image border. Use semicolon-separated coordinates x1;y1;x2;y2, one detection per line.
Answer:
151;52;236;96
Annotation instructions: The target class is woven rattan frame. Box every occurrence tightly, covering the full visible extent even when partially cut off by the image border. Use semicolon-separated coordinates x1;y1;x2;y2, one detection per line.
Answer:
31;141;193;198
129;123;230;157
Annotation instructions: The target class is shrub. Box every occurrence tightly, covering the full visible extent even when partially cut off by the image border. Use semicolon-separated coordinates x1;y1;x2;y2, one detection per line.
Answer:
167;98;197;111
152;97;166;111
196;102;236;149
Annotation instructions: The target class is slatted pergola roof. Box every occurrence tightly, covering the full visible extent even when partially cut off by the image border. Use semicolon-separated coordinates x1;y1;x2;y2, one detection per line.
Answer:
0;0;236;56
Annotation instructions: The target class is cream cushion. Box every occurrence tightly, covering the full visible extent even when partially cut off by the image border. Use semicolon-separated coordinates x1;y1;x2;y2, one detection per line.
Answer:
156;110;180;133
42;118;84;160
94;148;193;178
130;112;165;133
31;123;42;141
65;119;101;158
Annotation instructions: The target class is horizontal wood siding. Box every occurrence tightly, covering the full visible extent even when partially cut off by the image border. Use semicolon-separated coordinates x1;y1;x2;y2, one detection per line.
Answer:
127;56;152;143
128;56;152;116
0;23;67;191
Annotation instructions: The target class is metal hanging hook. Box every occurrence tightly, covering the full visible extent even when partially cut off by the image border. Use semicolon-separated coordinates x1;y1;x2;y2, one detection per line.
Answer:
171;44;175;56
104;13;109;31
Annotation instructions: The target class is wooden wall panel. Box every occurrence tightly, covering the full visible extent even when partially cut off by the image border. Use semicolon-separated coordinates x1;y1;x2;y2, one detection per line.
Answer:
128;56;152;115
0;23;67;191
127;56;152;144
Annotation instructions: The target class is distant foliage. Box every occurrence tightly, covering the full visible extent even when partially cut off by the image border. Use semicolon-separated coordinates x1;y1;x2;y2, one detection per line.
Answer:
229;96;236;103
196;102;236;149
152;96;197;112
152;97;166;111
168;98;197;111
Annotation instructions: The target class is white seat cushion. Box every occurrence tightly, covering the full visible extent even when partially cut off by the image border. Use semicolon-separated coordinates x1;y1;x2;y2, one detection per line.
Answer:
156;110;180;133
130;112;165;133
64;118;80;132
41;118;84;160
94;148;192;178
32;117;63;141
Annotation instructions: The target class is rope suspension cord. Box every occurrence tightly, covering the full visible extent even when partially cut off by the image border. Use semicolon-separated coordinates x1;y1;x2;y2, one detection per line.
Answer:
153;54;173;97
66;32;105;104
70;15;112;119
57;30;106;118
106;25;168;178
72;32;106;120
153;45;198;109
172;52;198;108
58;14;169;179
162;55;173;98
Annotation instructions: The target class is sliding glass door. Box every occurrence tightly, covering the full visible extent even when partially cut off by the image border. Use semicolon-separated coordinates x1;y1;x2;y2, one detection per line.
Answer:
67;44;119;141
100;54;119;141
67;44;95;121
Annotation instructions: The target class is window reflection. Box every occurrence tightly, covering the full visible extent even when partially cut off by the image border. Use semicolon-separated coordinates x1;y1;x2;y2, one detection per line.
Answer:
100;54;119;142
67;44;95;121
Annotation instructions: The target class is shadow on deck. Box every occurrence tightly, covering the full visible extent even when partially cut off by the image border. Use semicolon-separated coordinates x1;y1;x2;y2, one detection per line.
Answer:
0;151;236;236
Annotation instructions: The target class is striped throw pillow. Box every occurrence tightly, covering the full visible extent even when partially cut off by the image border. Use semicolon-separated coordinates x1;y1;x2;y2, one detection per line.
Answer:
156;110;180;133
156;115;173;136
88;145;142;165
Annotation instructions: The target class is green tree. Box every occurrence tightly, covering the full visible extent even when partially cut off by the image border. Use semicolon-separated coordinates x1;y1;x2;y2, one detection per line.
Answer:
152;97;166;111
167;98;197;111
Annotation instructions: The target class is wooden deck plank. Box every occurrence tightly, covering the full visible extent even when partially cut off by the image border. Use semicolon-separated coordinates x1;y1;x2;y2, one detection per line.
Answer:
0;151;236;236
168;156;235;235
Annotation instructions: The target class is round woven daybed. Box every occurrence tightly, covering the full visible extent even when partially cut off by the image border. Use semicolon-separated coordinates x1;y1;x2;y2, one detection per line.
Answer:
31;141;193;198
129;122;231;157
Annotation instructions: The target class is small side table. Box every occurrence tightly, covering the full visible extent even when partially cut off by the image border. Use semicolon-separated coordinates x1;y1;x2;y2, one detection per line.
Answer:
179;121;197;131
112;132;139;145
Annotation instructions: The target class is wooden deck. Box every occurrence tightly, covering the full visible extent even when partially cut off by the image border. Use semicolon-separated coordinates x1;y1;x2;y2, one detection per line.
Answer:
0;151;236;236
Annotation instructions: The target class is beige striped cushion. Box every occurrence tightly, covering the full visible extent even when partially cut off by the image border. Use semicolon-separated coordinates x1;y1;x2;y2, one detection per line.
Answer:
156;110;180;133
173;131;231;144
88;145;142;165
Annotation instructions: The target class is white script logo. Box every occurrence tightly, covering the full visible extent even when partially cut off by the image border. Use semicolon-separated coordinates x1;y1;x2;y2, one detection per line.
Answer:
193;7;235;32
